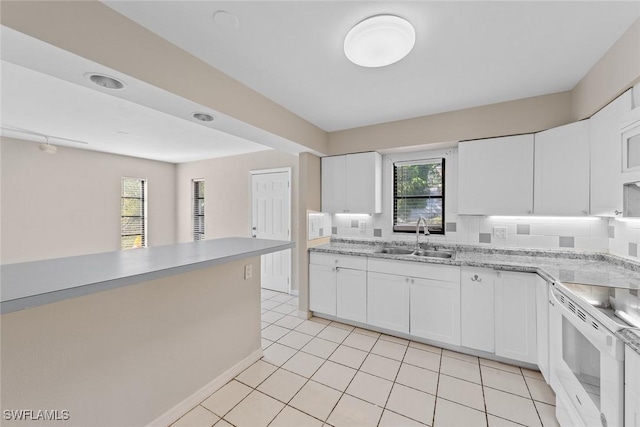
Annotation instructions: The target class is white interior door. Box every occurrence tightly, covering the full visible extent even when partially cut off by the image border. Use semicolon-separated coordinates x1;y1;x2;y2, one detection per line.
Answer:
251;170;291;293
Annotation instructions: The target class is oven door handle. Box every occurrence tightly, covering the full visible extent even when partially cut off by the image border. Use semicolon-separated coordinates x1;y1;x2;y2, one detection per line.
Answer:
550;288;624;360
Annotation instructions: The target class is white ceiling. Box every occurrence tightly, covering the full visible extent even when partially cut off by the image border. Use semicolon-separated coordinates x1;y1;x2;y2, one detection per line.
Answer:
1;26;315;163
105;1;640;132
2;3;639;163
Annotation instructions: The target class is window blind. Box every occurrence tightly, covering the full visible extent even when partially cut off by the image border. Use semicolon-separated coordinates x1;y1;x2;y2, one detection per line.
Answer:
121;177;147;249
193;180;205;241
393;158;445;234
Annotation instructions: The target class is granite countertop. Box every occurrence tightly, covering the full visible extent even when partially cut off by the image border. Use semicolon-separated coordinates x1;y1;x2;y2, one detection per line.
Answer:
310;237;640;354
1;237;295;314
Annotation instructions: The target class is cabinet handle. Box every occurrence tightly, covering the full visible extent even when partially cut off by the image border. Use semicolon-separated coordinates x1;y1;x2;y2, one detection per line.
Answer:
411;279;415;284
615;210;623;216
580;210;588;215
470;274;482;282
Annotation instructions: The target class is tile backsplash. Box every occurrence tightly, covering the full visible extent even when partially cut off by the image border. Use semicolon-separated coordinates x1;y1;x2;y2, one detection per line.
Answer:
609;218;640;259
330;213;618;253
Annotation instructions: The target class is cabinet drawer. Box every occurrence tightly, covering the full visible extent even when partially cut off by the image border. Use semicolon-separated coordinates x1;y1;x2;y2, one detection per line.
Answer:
368;258;459;282
310;252;367;270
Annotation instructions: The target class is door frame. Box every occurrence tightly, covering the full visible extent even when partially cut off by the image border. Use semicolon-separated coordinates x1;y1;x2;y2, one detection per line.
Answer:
249;167;292;293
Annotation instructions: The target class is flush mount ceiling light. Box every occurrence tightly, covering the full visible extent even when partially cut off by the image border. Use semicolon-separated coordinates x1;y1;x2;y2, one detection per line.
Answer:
87;73;125;90
192;112;215;122
344;15;416;68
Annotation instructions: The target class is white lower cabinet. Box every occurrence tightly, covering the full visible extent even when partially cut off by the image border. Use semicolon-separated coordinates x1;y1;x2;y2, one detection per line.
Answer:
495;271;537;364
309;253;367;318
309;253;538;366
309;263;336;315
461;268;538;364
461;267;496;353
535;275;550;383
410;278;461;345
336;267;367;323
367;272;410;333
626;346;640;427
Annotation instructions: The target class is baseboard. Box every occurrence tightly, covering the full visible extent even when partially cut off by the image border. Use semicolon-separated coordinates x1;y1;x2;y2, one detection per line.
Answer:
297;310;310;320
147;348;263;427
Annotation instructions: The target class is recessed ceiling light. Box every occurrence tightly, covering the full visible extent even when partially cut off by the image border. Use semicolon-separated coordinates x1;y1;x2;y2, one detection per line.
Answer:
213;10;240;29
87;73;125;90
344;15;416;68
193;112;215;122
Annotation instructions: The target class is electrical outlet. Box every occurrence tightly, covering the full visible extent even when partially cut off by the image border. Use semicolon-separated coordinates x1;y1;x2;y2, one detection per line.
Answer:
493;226;508;239
244;264;253;280
359;220;367;232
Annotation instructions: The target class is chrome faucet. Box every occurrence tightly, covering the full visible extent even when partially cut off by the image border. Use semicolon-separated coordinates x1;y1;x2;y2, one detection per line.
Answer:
415;216;430;250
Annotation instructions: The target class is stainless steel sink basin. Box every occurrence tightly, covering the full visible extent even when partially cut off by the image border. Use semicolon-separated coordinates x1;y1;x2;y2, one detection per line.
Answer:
377;247;414;255
413;250;453;259
376;247;454;259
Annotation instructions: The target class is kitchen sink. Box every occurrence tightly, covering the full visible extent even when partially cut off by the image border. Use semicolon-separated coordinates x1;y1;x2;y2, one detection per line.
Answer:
375;247;454;259
413;249;453;259
377;247;414;255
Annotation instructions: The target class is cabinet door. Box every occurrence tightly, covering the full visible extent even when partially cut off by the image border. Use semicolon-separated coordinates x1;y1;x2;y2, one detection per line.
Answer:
534;121;590;216
336;267;367;323
495;272;537;364
367;272;409;333
309;264;336;316
458;134;534;215
590;90;632;216
321;156;347;213
535;275;550;383
460;267;495;353
410;278;461;346
346;152;382;214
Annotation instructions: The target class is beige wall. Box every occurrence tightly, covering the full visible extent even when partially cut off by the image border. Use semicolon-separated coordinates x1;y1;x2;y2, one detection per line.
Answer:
296;152;325;313
0;1;328;155
0;138;176;264
327;91;573;155
572;19;640;120
176;150;300;289
1;257;261;427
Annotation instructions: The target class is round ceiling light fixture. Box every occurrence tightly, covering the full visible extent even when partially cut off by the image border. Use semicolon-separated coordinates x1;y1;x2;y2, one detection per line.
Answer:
192;112;215;122
344;15;415;68
87;73;125;90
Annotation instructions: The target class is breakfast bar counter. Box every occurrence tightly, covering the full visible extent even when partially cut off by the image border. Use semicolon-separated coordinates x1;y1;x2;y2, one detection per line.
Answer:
1;237;294;314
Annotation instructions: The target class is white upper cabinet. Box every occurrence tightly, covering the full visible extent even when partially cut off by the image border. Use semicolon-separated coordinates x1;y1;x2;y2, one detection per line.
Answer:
321;152;382;214
534;121;590;216
458;134;534;215
321;155;347;214
590;90;632;216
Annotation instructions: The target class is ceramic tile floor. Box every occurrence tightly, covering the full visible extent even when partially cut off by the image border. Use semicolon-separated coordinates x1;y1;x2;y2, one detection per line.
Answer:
171;289;560;427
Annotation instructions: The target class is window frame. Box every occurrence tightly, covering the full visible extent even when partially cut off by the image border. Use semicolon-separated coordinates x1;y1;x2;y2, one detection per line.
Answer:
120;177;147;250
193;179;205;241
392;158;445;234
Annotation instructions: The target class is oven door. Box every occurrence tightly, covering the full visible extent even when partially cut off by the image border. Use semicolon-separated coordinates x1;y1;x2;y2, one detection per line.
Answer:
549;288;624;427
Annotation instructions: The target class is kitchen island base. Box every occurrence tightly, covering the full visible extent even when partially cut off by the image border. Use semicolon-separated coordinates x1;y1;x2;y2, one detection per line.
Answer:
1;257;261;427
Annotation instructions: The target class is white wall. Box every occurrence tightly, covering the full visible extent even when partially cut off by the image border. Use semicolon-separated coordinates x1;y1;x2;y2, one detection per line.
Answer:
1;137;176;264
176;149;300;289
